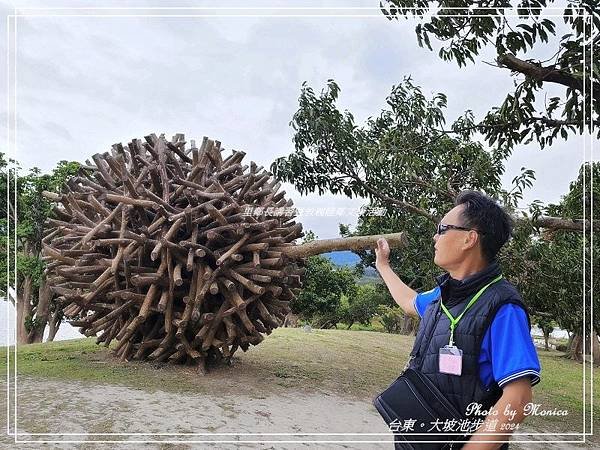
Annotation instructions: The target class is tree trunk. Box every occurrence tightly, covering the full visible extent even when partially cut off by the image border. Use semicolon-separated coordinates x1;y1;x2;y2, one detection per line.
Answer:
592;330;600;366
566;333;574;351
346;321;354;330
543;330;550;351
566;333;583;361
16;276;33;344
410;319;418;336
46;309;61;342
16;291;25;343
400;315;414;335
319;320;334;329
29;279;51;343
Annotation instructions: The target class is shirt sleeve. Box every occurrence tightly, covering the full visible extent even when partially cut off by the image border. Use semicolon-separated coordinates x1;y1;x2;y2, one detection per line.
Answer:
413;286;441;318
488;303;541;388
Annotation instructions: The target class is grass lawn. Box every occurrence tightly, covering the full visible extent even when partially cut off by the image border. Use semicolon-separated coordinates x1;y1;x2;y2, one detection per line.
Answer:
1;328;598;436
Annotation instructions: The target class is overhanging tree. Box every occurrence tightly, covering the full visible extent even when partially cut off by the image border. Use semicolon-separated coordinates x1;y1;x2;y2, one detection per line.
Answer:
273;78;509;222
380;1;599;152
272;79;527;333
272;79;596;232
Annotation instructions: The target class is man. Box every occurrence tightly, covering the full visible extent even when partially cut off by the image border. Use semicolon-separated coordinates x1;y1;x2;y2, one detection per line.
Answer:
375;191;541;449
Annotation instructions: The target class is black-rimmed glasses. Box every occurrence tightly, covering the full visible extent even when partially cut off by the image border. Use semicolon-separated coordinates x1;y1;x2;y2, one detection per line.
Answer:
436;223;484;235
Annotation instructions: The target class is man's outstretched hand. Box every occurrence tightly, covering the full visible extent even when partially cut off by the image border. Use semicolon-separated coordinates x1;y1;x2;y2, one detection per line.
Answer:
373;237;418;317
375;237;390;269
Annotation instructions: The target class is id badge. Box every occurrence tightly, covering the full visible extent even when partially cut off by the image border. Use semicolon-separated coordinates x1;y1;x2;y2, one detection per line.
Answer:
439;345;463;376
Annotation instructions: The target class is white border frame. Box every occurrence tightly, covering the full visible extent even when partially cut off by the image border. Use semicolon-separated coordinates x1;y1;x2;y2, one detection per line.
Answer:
4;4;594;446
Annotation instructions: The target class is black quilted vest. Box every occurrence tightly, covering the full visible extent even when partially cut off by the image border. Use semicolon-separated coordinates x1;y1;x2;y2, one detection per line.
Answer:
407;261;531;418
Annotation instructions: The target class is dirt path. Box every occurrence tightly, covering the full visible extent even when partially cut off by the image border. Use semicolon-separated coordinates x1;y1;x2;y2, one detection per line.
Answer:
0;376;594;449
1;376;392;449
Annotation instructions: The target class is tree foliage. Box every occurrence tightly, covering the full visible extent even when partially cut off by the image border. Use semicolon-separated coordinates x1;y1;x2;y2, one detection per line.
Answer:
1;152;80;341
271;79;539;333
1;155;80;291
272;78;526;224
504;162;599;337
291;254;358;327
0;153;12;298
289;232;359;327
381;0;599;152
339;284;392;329
273;73;596;342
377;305;408;334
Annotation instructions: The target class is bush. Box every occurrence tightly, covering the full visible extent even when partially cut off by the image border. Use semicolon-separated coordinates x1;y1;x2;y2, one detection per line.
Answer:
339;284;388;329
377;305;405;334
291;254;358;325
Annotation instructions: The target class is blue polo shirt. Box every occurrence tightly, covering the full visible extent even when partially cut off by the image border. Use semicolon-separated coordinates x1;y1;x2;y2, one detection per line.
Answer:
414;287;541;389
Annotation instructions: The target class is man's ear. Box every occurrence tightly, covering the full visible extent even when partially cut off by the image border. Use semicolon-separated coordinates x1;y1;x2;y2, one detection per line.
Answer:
463;231;479;250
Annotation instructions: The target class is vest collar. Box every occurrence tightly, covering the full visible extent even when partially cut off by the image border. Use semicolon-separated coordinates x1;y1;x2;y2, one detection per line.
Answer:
435;260;502;307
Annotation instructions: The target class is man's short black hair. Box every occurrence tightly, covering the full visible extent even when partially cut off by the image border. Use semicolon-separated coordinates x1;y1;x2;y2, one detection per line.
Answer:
455;190;513;262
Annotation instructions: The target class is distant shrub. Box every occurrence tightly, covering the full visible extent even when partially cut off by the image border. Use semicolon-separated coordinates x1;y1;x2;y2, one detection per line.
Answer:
377;305;405;334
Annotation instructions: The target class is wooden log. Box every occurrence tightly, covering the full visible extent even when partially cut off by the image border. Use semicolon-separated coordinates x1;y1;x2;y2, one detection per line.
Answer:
104;193;157;209
281;232;407;258
225;268;265;295
215;233;250;266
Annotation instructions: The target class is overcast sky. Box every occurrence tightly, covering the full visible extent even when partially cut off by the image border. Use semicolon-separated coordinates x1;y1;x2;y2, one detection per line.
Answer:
1;0;591;239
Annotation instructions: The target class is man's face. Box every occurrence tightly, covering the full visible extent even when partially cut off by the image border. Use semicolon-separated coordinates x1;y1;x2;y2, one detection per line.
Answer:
433;204;479;270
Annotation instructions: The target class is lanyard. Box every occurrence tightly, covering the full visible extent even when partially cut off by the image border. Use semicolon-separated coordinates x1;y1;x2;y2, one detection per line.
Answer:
440;274;503;346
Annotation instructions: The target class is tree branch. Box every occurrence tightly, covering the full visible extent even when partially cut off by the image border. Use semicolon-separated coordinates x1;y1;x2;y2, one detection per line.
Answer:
345;168;596;232
529;215;599;233
530;310;554;318
449;117;588;135
497;53;600;99
8;197;16;222
410;174;456;201
348;174;439;223
525;116;584;127
347;172;596;232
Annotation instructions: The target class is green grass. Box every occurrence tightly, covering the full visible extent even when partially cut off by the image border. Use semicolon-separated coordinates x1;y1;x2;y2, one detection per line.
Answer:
0;338;213;394
529;348;598;431
331;316;387;332
1;328;598;434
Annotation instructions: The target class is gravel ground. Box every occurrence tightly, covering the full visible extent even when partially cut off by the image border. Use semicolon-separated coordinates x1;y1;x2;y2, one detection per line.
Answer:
1;376;594;450
1;376;391;449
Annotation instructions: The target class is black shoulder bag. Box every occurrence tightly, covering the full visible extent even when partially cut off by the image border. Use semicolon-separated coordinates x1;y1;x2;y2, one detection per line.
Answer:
373;367;465;449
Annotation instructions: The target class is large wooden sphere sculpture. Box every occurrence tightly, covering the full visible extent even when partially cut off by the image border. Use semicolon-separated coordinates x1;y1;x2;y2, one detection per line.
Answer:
41;133;406;372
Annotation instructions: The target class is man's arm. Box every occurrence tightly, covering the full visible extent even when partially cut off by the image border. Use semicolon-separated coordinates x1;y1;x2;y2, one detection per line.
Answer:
374;238;419;317
462;377;533;450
